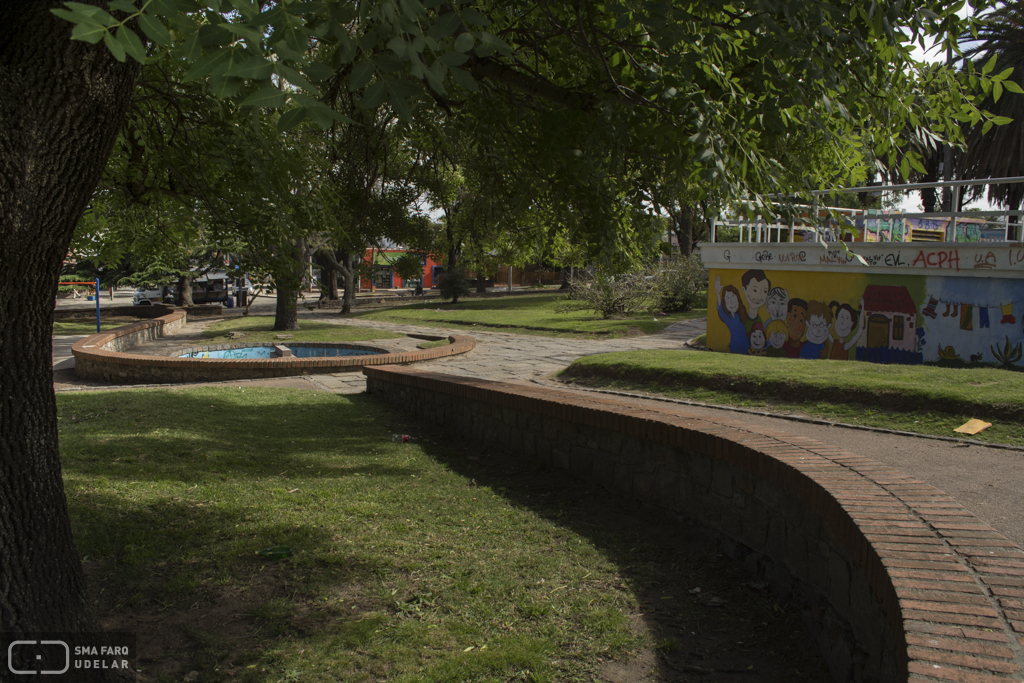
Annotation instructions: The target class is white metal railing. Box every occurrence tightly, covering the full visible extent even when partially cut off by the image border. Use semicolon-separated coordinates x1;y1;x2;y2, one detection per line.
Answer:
710;177;1024;244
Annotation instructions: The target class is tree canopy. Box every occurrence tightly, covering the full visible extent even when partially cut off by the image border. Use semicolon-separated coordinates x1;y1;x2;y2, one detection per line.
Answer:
0;0;1015;649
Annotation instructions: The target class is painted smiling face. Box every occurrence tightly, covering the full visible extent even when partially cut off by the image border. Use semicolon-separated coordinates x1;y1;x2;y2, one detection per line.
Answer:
742;277;770;314
750;328;766;350
834;308;854;338
768;330;787;349
723;290;739;314
787;303;807;341
806;313;830;344
766;289;788;320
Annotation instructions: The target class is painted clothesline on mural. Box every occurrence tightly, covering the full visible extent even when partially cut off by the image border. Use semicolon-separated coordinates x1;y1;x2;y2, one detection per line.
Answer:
920;296;1018;329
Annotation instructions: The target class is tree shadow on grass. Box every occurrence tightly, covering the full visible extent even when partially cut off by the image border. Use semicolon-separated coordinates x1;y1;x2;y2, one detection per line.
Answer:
403;415;834;683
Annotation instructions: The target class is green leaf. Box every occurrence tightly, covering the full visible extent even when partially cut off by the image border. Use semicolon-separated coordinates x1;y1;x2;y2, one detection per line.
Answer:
991;116;1013;125
65;2;118;25
360;80;388;108
180;31;201;62
448;66;477;91
276;106;307;132
982;52;998;76
1004;80;1024;94
224;55;275;80
103;29;126;61
209;75;244;98
109;0;140;14
993;80;1003;103
982;119;993;134
389;88;413;122
459;7;490;26
349;61;374;90
239;85;287;108
292;93;346;128
137;11;173;45
454;32;474;53
223;22;266;45
276;63;320;95
305;60;336;81
70;21;109;44
151;0;178;15
438;51;468;66
116;26;147;62
183;47;231;81
428;12;461;39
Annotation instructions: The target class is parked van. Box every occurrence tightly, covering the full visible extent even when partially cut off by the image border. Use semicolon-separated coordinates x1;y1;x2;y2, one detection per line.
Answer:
132;286;172;305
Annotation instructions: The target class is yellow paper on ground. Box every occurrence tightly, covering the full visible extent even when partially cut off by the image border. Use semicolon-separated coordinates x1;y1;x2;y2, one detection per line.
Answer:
954;419;992;435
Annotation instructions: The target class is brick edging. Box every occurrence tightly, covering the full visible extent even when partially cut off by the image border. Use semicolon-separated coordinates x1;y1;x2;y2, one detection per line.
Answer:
71;312;475;384
363;365;1024;683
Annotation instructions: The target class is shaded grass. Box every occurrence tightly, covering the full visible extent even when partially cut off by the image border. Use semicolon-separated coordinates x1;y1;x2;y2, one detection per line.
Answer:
59;388;830;683
53;315;147;336
352;293;707;338
201;315;404;343
560;350;1024;446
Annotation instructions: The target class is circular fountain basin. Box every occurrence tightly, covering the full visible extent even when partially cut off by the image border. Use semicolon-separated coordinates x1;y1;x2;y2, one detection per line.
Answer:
177;343;382;359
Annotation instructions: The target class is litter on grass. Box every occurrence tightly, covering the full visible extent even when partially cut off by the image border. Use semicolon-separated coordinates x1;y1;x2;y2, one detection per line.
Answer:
953;419;992;435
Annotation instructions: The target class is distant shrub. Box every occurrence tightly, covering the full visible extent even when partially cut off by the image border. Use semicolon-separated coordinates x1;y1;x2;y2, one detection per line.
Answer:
439;270;471;303
655;255;708;312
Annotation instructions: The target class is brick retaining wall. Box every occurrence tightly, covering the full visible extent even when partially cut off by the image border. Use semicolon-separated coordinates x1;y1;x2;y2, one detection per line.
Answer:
364;365;1024;683
72;312;475;384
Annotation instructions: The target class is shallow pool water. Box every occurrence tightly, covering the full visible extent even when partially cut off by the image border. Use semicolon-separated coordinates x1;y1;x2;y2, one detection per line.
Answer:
178;345;379;359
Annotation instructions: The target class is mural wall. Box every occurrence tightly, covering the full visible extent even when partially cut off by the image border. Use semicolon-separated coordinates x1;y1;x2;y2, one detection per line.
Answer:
707;267;1024;367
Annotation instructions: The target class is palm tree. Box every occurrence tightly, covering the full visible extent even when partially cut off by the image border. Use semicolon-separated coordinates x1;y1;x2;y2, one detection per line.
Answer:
955;3;1024;212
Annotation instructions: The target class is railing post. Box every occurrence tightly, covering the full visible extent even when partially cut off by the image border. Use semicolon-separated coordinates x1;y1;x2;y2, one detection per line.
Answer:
710;216;716;243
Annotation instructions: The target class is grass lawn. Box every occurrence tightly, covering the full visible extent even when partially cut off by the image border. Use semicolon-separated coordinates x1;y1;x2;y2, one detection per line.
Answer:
59;387;829;683
202;316;405;343
53;315;148;336
351;293;707;338
560;350;1024;446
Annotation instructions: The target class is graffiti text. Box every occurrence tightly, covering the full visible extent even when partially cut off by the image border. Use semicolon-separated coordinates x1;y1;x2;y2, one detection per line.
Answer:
911;249;960;271
777;251;806;263
753;250;773;263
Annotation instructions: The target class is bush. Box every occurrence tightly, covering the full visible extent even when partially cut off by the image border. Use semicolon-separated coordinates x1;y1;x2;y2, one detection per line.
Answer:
558;266;660;319
655;255;708;312
438;270;471;303
557;256;708;319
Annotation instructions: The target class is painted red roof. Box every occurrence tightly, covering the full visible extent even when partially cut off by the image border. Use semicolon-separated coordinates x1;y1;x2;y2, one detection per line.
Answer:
862;285;917;316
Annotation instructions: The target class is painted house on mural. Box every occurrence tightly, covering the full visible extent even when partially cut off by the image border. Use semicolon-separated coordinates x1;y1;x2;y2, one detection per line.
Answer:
360;249;443;290
860;285;917;353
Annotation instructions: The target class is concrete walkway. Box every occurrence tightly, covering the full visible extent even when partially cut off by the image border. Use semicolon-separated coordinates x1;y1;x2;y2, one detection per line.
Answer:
52;313;1024;547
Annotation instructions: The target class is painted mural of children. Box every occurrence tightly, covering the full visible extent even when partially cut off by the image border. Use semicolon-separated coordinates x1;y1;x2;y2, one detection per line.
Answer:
765;287;789;323
740;269;771;335
783;298;808;358
828;299;867;360
714;275;750;354
765;319;788;357
800;300;833;360
748;322;767;356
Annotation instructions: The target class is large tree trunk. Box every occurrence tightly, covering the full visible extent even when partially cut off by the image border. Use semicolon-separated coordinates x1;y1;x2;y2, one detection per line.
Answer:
272;239;310;331
313;250;340;300
273;284;300;330
175;272;194;307
0;1;140;641
338;251;359;315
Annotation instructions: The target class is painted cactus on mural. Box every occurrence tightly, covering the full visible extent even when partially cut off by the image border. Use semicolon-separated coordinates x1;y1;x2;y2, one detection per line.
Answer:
708;268;1024;367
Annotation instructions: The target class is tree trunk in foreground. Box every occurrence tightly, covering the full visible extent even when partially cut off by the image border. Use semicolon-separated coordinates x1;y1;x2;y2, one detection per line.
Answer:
0;1;140;639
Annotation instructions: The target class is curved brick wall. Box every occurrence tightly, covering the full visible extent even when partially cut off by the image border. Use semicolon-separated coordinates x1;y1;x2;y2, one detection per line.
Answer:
72;311;475;384
364;365;1024;683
